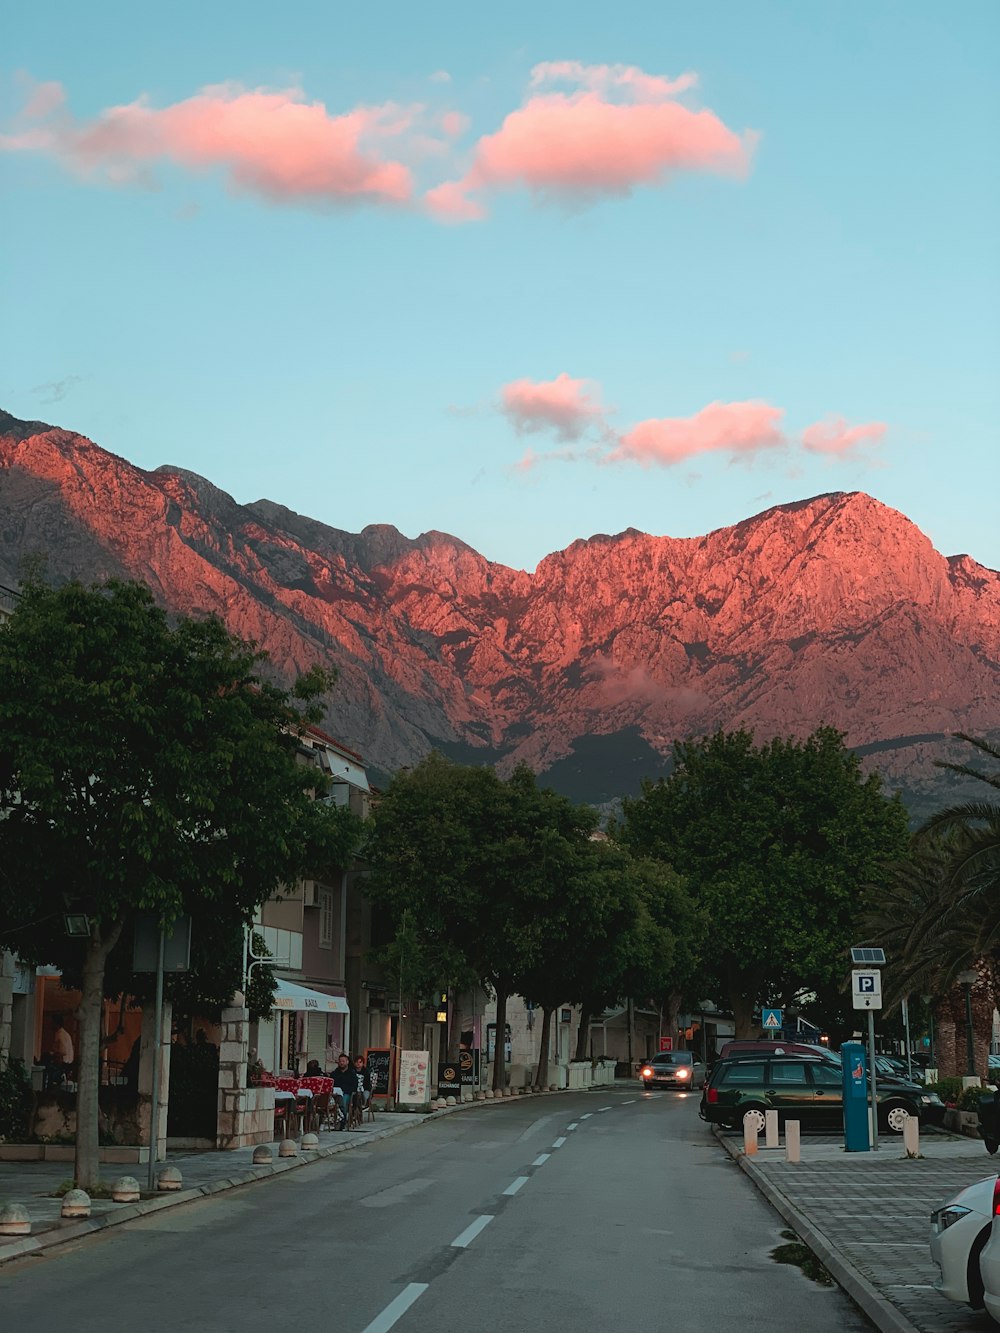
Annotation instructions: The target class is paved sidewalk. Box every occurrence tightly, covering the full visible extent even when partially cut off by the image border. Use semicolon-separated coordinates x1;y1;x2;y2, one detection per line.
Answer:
716;1126;997;1333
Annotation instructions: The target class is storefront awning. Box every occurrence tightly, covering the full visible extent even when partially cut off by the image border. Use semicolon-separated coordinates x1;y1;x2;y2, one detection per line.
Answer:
271;979;350;1014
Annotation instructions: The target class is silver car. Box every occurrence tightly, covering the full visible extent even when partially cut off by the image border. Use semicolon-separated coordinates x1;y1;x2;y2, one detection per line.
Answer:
929;1174;995;1311
640;1050;707;1090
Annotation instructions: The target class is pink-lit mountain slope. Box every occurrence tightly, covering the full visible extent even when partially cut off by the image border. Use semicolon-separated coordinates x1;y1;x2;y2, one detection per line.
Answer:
1;408;997;817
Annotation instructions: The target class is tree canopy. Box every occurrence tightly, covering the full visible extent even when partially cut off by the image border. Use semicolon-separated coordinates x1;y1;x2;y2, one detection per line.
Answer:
0;578;360;1185
618;727;909;1036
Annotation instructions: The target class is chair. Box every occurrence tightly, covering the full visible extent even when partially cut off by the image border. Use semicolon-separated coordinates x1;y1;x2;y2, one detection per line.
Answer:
295;1089;315;1134
346;1092;365;1131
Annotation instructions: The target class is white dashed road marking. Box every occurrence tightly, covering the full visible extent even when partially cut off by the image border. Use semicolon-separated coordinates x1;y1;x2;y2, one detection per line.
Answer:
580;1113;592;1119
451;1215;494;1248
552;1136;567;1148
567;1122;578;1130
361;1283;429;1333
503;1176;529;1196
532;1153;550;1166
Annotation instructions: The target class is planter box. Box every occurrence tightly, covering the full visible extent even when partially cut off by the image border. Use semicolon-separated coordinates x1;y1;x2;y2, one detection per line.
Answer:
0;1144;43;1161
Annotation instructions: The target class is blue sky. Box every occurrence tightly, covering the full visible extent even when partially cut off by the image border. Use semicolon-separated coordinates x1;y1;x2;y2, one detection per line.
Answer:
3;2;998;571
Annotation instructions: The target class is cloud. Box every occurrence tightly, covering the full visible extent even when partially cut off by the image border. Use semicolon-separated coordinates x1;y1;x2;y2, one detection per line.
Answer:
429;70;452;85
500;373;608;442
440;110;469;139
610;400;786;467
32;374;81;404
801;416;888;455
425;59;754;221
1;81;418;209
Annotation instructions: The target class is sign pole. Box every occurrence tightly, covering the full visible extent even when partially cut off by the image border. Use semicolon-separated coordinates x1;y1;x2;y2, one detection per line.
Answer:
867;1008;879;1151
901;996;912;1082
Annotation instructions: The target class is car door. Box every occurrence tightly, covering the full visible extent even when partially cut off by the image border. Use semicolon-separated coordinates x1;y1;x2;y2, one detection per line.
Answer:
807;1061;844;1125
764;1060;814;1120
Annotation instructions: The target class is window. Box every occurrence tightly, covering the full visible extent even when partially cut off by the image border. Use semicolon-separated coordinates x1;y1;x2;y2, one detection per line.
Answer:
318;886;334;949
766;1061;809;1086
810;1064;842;1087
720;1062;765;1085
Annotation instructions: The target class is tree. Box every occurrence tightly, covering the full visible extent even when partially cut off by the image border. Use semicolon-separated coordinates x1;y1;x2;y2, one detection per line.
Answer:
619;727;910;1037
0;579;359;1188
366;754;600;1091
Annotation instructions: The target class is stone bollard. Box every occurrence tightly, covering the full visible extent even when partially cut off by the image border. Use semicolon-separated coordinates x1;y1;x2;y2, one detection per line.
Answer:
446;1096;457;1106
301;1133;319;1149
61;1189;92;1218
252;1146;273;1165
485;1089;494;1099
765;1109;779;1149
549;1084;558;1092
111;1176;140;1203
785;1120;801;1163
742;1113;759;1156
278;1139;298;1158
0;1203;31;1236
157;1166;183;1192
903;1114;920;1158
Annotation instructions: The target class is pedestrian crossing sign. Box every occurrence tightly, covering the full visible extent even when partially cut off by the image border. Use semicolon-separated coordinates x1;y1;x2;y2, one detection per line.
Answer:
762;1008;782;1030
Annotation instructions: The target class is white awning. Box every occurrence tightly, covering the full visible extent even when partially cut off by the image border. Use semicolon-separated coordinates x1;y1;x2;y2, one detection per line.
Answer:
271;979;350;1014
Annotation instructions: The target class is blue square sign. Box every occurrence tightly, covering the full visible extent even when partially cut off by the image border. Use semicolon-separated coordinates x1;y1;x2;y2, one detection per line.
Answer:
762;1008;783;1030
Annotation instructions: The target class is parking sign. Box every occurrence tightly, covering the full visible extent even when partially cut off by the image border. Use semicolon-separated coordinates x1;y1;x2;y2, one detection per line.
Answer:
851;969;882;1010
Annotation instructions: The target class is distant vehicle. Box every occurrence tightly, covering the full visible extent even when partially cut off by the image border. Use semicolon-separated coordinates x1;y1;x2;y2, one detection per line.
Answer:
699;1053;942;1133
930;1174;996;1311
639;1051;707;1090
973;1178;1000;1322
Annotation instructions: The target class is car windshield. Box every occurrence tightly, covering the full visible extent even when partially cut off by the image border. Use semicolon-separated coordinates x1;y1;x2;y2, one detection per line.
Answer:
654;1052;692;1064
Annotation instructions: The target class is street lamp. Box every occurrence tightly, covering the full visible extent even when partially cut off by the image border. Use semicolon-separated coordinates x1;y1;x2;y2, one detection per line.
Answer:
957;969;978;1079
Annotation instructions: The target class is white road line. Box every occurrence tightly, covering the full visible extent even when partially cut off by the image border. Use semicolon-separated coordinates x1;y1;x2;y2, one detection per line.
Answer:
598;1105;613;1111
503;1176;529;1196
361;1283;429;1333
552;1136;567;1148
580;1113;592;1120
451;1215;494;1248
532;1153;550;1166
622;1099;636;1105
567;1122;578;1130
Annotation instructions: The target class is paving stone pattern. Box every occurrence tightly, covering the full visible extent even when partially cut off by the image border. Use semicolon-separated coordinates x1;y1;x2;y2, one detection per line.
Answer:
721;1129;997;1332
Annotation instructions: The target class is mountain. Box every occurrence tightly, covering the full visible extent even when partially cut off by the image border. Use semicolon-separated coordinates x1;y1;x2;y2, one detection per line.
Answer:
1;408;998;819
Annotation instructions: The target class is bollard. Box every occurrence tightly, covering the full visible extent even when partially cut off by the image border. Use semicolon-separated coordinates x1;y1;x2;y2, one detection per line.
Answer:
743;1112;759;1156
0;1203;31;1236
903;1114;920;1158
61;1189;92;1218
301;1133;319;1149
157;1166;183;1192
765;1109;779;1149
111;1175;140;1203
278;1139;298;1158
252;1145;273;1164
785;1120;801;1163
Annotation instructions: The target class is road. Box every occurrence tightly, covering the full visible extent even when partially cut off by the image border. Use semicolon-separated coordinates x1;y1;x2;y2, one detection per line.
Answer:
0;1088;869;1332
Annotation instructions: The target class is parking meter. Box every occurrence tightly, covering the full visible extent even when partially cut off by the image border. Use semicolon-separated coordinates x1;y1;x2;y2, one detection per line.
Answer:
841;1041;870;1152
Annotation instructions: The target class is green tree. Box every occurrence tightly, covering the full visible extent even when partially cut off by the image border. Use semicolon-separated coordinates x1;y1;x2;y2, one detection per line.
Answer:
0;579;359;1188
619;727;909;1037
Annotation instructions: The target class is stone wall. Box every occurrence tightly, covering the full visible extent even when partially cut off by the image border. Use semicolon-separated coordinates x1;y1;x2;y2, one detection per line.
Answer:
217;996;274;1149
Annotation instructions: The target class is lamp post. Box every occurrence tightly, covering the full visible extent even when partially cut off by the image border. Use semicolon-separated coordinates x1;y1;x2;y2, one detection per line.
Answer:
957;969;979;1079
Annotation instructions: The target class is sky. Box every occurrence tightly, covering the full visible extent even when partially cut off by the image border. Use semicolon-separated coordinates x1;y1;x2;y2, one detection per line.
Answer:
3;2;998;573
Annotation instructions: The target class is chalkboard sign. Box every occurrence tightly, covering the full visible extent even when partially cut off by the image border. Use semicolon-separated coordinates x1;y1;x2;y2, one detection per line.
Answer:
365;1047;391;1100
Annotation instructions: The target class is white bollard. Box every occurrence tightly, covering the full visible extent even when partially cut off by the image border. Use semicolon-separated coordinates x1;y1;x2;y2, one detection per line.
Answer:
743;1113;759;1156
785;1120;801;1163
903;1114;920;1158
765;1109;779;1149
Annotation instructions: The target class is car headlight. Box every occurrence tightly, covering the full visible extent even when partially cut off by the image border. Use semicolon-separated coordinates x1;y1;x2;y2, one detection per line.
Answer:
932;1205;971;1232
921;1094;942;1104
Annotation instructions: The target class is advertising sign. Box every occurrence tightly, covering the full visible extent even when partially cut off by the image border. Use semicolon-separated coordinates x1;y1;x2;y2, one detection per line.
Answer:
398;1049;431;1105
658;1036;673;1052
365;1047;391;1101
459;1047;480;1087
438;1061;462;1098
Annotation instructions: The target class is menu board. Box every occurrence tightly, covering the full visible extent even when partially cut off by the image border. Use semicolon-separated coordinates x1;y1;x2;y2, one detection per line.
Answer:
365;1047;391;1101
397;1049;431;1105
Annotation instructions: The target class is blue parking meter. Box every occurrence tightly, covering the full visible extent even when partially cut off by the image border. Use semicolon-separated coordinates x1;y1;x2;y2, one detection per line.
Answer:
841;1041;870;1152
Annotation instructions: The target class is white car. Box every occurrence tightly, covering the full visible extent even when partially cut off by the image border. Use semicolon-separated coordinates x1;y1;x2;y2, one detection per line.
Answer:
930;1174;996;1311
979;1177;1000;1322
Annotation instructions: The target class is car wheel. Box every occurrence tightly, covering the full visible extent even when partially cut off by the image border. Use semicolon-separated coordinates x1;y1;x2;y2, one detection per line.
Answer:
967;1225;990;1308
882;1101;913;1134
741;1104;767;1135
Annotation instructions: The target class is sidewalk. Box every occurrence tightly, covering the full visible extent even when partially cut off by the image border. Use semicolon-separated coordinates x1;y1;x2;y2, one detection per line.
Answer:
715;1126;997;1333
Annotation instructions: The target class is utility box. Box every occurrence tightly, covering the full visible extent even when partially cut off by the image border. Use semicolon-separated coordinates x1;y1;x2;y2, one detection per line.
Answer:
841;1040;870;1152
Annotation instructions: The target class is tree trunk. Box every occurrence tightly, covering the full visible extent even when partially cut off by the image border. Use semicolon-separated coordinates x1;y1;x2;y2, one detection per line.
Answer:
74;920;124;1191
731;993;756;1040
662;991;683;1048
534;1007;554;1089
574;1007;591;1062
448;989;471;1062
492;988;508;1092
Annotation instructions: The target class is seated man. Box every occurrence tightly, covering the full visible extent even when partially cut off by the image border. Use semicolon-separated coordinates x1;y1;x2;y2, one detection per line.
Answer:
331;1052;358;1129
302;1059;326;1079
353;1055;373;1108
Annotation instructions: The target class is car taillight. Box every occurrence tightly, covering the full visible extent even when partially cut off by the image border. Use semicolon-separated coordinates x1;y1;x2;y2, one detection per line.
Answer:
641;1067;653;1078
707;1087;718;1104
993;1177;1000;1217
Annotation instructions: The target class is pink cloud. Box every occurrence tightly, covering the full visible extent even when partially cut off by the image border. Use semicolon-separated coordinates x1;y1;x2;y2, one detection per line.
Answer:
1;81;417;208
440;110;470;139
801;416;888;455
425;60;754;221
609;401;786;467
501;373;607;442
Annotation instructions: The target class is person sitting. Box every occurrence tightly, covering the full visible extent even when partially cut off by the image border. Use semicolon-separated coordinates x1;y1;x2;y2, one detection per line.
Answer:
302;1059;326;1079
353;1055;373;1108
331;1052;358;1129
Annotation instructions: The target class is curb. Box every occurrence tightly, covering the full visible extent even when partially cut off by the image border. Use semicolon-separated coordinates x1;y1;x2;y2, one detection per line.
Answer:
713;1127;920;1333
0;1081;615;1267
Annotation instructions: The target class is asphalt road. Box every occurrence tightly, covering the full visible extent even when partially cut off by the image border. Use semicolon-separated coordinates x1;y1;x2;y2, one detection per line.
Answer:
0;1088;870;1332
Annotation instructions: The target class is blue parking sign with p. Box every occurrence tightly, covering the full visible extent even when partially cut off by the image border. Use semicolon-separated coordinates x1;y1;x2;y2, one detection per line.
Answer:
858;975;875;993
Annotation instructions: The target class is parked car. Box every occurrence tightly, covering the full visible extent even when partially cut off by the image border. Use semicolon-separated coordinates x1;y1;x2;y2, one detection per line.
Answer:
718;1039;832;1061
974;1177;1000;1323
979;1092;1000;1155
930;1174;996;1311
639;1051;707;1090
699;1053;942;1133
